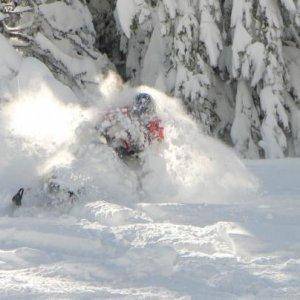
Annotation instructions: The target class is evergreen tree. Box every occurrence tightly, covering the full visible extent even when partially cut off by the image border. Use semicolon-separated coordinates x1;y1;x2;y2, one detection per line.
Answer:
228;0;299;158
116;0;232;135
0;0;113;102
116;0;300;158
2;0;300;158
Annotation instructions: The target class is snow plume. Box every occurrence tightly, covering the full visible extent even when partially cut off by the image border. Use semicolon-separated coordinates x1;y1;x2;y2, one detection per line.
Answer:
0;69;258;209
111;86;259;204
0;39;258;208
0;57;87;198
5;87;81;152
99;70;124;100
3;58;85;153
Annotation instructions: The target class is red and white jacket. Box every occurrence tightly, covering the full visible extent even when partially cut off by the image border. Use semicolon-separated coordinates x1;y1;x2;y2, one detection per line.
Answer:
99;106;164;155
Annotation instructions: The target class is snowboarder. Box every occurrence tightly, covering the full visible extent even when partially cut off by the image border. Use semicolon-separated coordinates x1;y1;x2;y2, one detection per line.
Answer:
98;93;164;158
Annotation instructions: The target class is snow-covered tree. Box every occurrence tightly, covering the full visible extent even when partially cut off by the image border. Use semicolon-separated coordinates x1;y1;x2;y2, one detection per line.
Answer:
0;0;113;102
115;0;300;158
2;0;300;158
231;80;261;158
227;0;299;158
115;0;232;136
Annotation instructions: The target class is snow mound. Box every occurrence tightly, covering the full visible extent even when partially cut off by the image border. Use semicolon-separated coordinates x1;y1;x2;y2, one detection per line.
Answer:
72;200;152;226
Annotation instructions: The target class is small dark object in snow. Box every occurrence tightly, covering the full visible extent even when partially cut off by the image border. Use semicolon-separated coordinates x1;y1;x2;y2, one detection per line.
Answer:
12;188;24;207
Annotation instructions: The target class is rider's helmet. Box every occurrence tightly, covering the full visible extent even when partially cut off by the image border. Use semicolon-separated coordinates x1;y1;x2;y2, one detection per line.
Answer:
132;93;155;116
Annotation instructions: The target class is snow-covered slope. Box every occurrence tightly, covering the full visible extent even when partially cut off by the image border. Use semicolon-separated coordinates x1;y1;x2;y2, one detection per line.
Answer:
0;25;299;299
0;159;299;299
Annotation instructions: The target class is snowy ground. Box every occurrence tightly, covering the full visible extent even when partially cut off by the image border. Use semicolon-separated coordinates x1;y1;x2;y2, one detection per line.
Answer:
0;158;299;299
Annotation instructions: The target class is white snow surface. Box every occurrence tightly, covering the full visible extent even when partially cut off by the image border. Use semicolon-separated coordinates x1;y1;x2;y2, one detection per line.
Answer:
116;0;137;38
0;158;299;299
39;0;95;36
0;35;299;299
